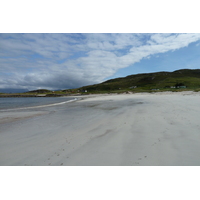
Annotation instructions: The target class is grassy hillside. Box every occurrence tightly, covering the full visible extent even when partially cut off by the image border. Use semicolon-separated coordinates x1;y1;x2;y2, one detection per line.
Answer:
78;69;200;93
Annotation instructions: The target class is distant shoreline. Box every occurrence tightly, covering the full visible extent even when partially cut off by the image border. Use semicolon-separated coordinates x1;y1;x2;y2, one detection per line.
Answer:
0;98;78;112
0;94;68;98
1;89;200;98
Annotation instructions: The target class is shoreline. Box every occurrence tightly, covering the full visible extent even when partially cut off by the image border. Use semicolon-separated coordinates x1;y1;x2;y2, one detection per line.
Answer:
0;94;68;98
1;89;200;97
0;97;78;112
1;91;200;166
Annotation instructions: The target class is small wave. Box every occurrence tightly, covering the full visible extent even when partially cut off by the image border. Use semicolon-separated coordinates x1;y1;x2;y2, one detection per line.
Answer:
0;98;78;111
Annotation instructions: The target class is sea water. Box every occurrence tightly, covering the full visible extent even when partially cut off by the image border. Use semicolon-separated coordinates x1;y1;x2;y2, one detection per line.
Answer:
0;97;76;110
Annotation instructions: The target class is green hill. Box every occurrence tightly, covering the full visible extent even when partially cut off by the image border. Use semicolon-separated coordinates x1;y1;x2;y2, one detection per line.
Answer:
79;69;200;93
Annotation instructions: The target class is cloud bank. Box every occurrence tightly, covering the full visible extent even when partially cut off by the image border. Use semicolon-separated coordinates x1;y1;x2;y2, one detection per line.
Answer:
1;33;200;90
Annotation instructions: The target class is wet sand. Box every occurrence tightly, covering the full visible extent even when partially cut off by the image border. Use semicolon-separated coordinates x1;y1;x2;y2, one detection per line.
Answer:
1;91;200;166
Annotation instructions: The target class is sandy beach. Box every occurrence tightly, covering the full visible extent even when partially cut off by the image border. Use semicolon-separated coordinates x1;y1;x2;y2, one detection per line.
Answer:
0;91;200;166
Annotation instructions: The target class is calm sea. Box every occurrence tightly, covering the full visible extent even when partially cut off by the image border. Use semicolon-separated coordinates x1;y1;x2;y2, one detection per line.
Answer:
0;97;75;110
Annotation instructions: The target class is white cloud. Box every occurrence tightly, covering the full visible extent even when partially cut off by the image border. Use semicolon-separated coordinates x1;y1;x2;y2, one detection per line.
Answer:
1;33;200;90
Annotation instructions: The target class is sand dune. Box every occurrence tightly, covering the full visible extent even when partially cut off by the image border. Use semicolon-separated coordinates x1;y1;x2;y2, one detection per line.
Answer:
1;91;200;166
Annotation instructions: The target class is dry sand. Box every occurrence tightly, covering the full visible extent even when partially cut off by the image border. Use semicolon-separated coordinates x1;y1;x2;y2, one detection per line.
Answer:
0;91;200;166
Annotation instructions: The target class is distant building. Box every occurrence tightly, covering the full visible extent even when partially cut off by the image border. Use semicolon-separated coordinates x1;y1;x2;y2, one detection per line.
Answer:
80;89;88;93
129;86;137;89
178;86;186;89
175;83;186;88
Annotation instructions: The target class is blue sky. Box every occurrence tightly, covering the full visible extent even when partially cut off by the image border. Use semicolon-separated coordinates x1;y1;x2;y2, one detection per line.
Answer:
1;33;200;91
